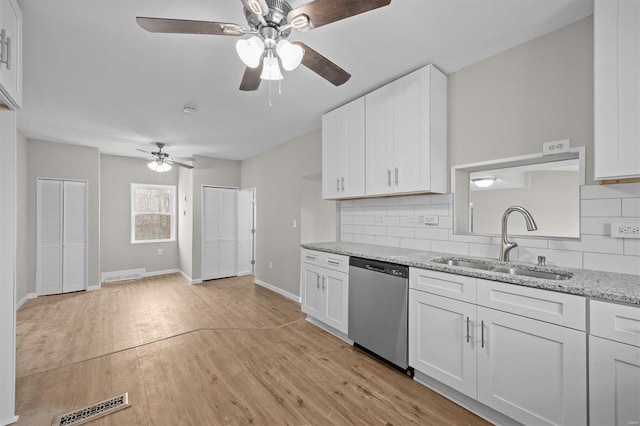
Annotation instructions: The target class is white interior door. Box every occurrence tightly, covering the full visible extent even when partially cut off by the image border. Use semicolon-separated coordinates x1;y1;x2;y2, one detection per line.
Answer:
237;189;255;276
62;181;86;292
37;179;63;295
202;186;238;280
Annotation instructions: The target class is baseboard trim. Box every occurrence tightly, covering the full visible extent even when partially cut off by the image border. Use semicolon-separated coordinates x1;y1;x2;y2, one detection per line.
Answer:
238;270;252;277
143;268;179;278
1;415;19;425
86;285;101;292
15;293;36;310
178;269;202;285
254;279;301;303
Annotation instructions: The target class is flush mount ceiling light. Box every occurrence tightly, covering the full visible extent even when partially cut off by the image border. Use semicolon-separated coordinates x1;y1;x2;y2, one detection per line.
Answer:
183;104;198;114
137;0;393;92
471;177;497;188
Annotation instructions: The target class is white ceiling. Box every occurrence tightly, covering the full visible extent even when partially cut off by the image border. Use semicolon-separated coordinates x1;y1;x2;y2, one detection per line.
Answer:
17;0;593;161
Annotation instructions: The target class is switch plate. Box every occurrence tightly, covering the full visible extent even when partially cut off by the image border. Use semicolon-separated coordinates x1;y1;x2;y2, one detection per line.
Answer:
543;139;570;155
157;248;163;255
423;215;439;225
293;220;297;228
610;223;640;238
269;261;273;269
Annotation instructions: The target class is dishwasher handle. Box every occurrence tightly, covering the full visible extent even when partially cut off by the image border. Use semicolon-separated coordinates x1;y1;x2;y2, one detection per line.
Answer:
365;264;386;273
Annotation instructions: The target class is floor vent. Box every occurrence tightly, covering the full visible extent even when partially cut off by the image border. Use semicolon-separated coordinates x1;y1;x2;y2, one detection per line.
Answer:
101;269;145;283
52;393;130;426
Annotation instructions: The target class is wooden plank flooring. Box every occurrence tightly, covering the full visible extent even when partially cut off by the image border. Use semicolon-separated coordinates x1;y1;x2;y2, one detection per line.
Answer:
15;274;489;425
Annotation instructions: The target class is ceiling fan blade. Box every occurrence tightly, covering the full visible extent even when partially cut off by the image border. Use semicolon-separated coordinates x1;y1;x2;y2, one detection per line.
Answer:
240;0;269;16
293;42;351;86
136;17;246;36
167;160;194;169
287;0;390;30
239;63;263;91
136;148;152;154
169;156;196;162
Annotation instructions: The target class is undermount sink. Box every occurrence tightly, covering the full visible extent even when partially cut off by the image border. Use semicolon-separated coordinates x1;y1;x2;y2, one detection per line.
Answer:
432;257;573;281
434;259;493;271
491;267;572;281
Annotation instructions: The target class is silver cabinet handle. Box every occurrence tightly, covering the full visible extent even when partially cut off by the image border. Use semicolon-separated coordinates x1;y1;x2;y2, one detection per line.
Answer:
305;255;316;261
0;29;6;69
481;320;485;348
466;316;470;343
316;274;320;289
336;178;340;192
327;260;340;266
322;275;326;291
387;169;392;187
395;167;399;186
6;36;10;70
341;177;344;192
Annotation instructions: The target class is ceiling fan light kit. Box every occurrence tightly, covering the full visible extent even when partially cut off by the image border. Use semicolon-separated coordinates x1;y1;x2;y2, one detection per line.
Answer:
138;142;194;172
137;0;392;91
148;160;172;173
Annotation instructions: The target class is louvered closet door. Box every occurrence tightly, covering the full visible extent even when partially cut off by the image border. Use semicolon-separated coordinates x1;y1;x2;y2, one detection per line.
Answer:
219;189;238;278
62;181;86;292
37;179;63;295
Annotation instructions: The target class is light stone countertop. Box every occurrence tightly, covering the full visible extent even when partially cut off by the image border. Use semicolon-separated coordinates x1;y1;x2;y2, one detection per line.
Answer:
301;241;640;305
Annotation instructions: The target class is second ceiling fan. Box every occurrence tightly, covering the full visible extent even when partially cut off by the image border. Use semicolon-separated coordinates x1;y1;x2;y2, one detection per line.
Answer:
137;0;391;91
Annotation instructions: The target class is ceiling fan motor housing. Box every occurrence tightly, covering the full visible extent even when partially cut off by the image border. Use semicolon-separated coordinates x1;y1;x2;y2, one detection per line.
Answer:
245;0;293;37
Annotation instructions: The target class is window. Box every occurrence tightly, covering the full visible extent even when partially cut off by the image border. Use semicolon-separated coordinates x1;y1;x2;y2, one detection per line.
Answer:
131;183;176;243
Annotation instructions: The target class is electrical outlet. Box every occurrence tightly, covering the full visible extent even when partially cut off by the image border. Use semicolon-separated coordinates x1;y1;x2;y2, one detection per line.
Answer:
157;248;163;255
293;220;297;228
269;261;273;269
423;215;439;225
542;139;570;155
610;223;640;238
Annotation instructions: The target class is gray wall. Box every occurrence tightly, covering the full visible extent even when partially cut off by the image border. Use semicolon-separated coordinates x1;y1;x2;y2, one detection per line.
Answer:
16;132;28;301
191;155;241;282
177;166;194;279
241;130;323;297
27;139;101;289
100;154;179;274
449;16;594;185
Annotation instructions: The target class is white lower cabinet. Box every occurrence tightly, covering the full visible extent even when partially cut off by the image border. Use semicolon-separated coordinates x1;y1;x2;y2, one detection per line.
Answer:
409;290;477;398
300;250;349;334
589;300;640;426
409;268;587;425
476;306;587;426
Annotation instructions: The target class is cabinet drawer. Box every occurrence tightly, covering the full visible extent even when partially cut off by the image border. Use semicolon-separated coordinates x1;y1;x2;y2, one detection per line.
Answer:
301;249;349;274
590;300;640;347
301;249;323;266
409;267;476;303
477;279;586;331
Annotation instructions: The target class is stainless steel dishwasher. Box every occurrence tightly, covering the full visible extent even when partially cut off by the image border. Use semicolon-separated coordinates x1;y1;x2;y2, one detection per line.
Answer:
348;257;412;375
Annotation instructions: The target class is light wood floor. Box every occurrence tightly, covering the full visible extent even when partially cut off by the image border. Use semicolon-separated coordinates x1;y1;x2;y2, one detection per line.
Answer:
16;274;489;425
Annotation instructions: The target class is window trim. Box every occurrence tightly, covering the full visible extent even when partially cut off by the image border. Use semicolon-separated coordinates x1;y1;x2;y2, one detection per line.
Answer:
130;183;176;244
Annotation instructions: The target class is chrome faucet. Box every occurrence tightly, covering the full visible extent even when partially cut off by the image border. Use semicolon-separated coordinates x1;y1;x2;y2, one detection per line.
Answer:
500;206;538;262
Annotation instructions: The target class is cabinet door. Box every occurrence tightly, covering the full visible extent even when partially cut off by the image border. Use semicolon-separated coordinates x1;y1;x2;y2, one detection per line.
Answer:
393;67;430;194
300;262;322;320
322;105;346;199
595;0;640;179
477;307;587;426
590;336;640;426
322;269;348;334
409;290;477;398
0;0;20;108
365;84;395;196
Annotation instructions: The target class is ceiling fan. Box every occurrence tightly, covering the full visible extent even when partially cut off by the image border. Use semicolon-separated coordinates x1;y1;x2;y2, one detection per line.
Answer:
136;0;392;91
137;143;195;172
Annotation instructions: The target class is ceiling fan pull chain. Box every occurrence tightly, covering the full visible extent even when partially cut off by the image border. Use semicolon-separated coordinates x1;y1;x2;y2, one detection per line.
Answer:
278;79;282;95
268;78;272;107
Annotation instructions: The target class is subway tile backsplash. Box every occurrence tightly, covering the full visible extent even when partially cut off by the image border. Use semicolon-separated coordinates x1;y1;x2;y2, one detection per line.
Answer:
340;183;640;276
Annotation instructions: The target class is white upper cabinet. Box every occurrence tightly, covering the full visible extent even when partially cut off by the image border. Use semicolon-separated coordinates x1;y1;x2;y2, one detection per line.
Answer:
0;0;21;109
594;0;640;180
366;64;447;196
322;97;365;199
